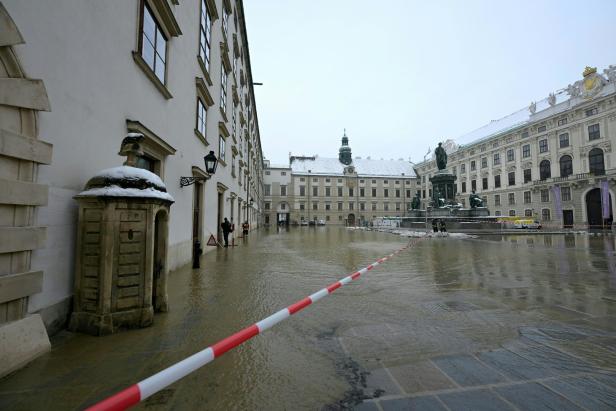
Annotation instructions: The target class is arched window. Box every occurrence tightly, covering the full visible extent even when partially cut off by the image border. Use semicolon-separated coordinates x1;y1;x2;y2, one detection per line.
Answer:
589;148;605;175
559;155;573;178
539;160;551;180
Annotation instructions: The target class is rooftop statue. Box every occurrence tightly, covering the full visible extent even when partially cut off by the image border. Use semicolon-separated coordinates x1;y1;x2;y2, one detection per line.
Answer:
434;142;447;170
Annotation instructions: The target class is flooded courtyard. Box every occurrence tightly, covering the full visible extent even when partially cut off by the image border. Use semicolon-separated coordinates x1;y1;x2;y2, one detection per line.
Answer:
1;228;616;410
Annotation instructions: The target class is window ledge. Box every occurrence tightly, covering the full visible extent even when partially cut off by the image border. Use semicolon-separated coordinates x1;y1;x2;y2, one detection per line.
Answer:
197;56;213;86
219;108;228;123
194;128;209;146
218;158;227;167
132;52;172;99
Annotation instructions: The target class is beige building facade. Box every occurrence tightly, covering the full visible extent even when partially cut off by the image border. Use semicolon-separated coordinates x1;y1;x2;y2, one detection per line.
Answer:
415;65;616;229
264;134;418;226
1;0;264;372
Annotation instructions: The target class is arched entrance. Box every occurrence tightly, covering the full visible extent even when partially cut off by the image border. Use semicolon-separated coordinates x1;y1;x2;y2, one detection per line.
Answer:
276;202;290;226
586;188;612;229
154;210;169;312
347;213;356;226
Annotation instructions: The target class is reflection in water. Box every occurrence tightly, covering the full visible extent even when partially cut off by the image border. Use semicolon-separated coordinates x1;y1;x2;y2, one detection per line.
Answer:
1;229;616;410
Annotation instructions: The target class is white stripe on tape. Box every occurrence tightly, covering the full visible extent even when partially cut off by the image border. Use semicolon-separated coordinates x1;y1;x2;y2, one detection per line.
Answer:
358;267;368;275
138;347;215;400
256;308;290;332
339;276;352;285
309;288;329;303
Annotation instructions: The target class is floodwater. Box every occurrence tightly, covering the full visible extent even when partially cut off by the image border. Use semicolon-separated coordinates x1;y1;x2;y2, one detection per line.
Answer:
1;228;616;410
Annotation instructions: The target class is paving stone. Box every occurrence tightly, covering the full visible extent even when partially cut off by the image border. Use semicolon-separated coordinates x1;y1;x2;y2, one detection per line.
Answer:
544;376;616;410
352;400;380;411
504;341;598;375
495;382;583;410
380;395;447;411
477;349;555;381
591;372;616;390
438;388;515;411
365;368;401;397
431;355;508;387
387;361;455;394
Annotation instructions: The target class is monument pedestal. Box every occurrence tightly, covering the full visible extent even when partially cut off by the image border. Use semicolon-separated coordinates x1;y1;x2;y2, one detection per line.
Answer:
453;208;490;217
429;171;457;202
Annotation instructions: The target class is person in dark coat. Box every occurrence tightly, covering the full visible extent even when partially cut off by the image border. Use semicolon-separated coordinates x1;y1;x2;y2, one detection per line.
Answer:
439;219;447;233
432;219;439;233
221;217;233;247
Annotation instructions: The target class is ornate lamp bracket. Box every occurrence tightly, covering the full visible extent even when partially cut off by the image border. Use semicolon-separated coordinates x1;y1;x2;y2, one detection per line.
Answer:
180;175;211;187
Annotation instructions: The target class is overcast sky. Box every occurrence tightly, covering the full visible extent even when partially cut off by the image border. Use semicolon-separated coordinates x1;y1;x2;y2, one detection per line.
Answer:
244;0;616;166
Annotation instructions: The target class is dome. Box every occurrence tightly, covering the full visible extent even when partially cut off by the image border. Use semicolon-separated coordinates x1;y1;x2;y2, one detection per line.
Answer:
77;166;174;202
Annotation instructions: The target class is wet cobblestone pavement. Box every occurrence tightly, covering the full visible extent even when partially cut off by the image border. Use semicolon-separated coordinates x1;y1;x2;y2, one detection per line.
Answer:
1;228;616;410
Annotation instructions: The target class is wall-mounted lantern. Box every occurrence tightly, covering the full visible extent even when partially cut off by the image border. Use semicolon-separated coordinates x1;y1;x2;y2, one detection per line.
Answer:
180;151;218;187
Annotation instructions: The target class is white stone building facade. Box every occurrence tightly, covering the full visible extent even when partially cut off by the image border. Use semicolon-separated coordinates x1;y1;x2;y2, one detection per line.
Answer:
264;134;418;226
1;0;264;372
415;66;616;229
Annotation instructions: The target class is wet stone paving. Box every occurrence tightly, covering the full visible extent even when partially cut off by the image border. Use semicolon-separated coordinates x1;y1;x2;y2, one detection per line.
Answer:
1;228;616;410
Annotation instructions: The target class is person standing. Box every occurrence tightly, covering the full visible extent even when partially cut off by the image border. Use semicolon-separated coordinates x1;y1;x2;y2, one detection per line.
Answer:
221;217;233;247
439;219;447;233
432;219;439;233
242;220;249;236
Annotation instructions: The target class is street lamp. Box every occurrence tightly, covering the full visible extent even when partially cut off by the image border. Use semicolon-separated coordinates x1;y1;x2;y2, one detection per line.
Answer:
180;151;218;187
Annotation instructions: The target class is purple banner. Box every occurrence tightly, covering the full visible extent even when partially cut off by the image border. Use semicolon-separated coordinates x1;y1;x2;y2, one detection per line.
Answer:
601;180;610;219
552;186;563;220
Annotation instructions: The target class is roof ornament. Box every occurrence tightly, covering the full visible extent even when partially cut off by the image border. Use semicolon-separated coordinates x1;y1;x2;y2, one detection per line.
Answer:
528;101;537;114
604;65;616;83
548;93;556;107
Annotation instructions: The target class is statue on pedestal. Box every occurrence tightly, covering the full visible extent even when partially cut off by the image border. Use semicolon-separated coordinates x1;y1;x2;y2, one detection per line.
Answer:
435;142;447;170
469;191;484;208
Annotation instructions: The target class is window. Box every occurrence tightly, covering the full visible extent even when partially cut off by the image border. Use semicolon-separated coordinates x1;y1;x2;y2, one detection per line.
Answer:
349;188;354;197
384;189;389;198
372;188;377;197
299;203;305;210
493;153;500;165
481;157;487;168
509;210;516;216
471;180;477;191
349;202;354;210
338;202;343;210
282;171;287;176
325;178;330;183
325;203;330;211
522;144;530;158
589;148;605;175
461;164;466;173
220;65;228;114
280;203;286;210
264;184;271;196
265;171;270;175
461;182;467;193
197;98;207;136
537;125;546;133
470;160;476;171
395;203;400;211
559;133;569;148
558;117;567;126
482;177;488;190
140;5;167;83
313;178;319;183
508;192;515;205
360;202;365;210
494;194;501;206
523;191;531;204
372;179;376;184
586;107;598;117
561;186;571;202
325;187;331;197
508;171;515;186
280;185;287;196
371;202;377;211
384;203;389;211
542;208;551;221
222;6;229;39
494;175;501;188
525;209;533;217
395;189;401;198
312;202;318;210
338;179;343;183
395;180;400;185
219;135;226;162
495;210;501;216
588;124;600;140
312;186;318;196
407;189;412;197
521;131;529;138
360;188;365;197
326;215;330;221
507;149;515;162
199;0;212;71
264;202;270;210
384;180;389;185
337;187;343;197
300;177;305;182
299;186;305;196
359;179;364;183
539;160;551;180
559;155;573;177
539;139;548;153
540;189;550;202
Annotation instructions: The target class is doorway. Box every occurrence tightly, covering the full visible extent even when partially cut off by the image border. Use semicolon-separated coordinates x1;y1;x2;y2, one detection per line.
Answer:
347;213;356;226
217;191;224;241
586;188;612;229
153;210;169;312
563;209;573;229
192;182;203;267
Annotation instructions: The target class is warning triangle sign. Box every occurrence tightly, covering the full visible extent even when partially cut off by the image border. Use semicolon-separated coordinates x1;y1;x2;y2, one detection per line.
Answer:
206;234;218;246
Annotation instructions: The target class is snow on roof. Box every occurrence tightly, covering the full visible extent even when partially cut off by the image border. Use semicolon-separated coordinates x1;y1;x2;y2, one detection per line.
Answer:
268;163;290;169
78;186;174;202
290;157;415;177
92;166;166;190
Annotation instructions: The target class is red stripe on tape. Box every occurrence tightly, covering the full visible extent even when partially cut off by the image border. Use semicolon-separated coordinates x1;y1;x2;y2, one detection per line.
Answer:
366;264;374;271
327;281;342;293
351;271;361;280
86;384;140;411
212;324;259;357
288;297;312;314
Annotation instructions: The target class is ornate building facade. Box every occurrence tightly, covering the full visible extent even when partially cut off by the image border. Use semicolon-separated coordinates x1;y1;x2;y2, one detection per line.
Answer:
415;65;616;228
264;134;417;226
1;0;264;374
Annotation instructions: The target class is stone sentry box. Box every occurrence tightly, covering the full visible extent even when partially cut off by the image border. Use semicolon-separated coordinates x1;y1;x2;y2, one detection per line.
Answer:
69;138;174;335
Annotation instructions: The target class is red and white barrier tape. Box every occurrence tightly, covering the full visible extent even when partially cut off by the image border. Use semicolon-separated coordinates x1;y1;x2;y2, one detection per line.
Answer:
86;239;420;411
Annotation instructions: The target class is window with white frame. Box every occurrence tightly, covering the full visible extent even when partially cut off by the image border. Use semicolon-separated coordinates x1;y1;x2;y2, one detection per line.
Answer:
219;135;226;162
140;4;167;83
220;66;228;114
199;0;212;71
197;98;207;136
